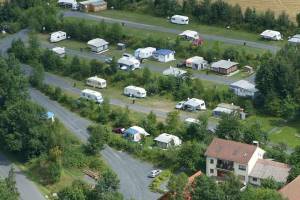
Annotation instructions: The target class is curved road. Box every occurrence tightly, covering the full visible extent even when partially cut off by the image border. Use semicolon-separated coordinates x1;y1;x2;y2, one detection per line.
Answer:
63;11;280;53
30;88;161;200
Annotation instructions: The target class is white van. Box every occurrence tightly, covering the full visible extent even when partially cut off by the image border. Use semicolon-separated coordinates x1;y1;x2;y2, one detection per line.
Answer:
80;89;103;103
124;86;147;98
50;31;67;43
86;76;107;89
170;15;189;25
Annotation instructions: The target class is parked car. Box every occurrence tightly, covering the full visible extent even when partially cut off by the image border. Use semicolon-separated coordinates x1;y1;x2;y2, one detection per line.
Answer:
148;169;162;178
113;127;125;134
175;101;185;109
105;57;113;63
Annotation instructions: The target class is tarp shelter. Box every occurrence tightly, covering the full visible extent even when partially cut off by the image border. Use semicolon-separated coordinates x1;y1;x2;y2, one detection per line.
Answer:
51;47;65;57
123;126;149;142
46;111;55;122
186;56;208;70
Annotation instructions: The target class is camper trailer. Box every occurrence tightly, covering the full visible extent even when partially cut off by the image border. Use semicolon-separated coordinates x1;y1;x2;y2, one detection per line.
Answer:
134;47;156;59
50;31;67;43
124;86;147;98
80;89;103;103
170;15;189;25
58;0;78;9
118;54;141;71
86;76;107;89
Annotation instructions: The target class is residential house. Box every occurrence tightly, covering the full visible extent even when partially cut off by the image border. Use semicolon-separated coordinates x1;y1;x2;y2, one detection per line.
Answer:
87;38;109;53
185;56;208;70
123;126;149;142
183;98;206;111
179;30;199;40
279;175;300;200
212;103;245;119
249;159;290;186
163;66;187;78
211;60;239;75
205;138;265;183
51;47;65;57
153;49;175;63
288;34;300;44
230;80;257;98
154;133;182;149
79;0;107;12
260;30;282;40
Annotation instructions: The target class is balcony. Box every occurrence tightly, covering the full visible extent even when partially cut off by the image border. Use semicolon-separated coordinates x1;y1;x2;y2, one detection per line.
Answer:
216;159;234;171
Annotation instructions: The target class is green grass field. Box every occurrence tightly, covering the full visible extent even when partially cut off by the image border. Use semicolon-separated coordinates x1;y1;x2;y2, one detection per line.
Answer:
93;10;286;46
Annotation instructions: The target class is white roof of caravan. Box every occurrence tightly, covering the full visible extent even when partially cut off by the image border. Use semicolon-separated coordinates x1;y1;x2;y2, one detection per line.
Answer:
87;76;106;83
136;47;156;52
154;133;182;145
230;80;257;91
186;56;206;64
82;89;102;96
51;31;66;36
260;30;281;37
288;35;300;43
118;56;140;66
184;98;205;107
51;47;65;54
172;15;189;19
125;85;146;92
211;60;239;69
179;30;198;37
87;38;108;47
163;66;187;77
58;0;77;4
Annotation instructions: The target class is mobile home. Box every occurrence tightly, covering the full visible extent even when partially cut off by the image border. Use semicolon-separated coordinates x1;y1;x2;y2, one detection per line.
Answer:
80;89;103;103
87;38;109;53
50;31;67;43
153;49;175;63
86;76;107;89
170;15;189;25
124;86;147;98
134;47;156;59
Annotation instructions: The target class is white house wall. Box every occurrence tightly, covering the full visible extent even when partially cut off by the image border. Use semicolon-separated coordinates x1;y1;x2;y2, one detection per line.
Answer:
206;157;217;177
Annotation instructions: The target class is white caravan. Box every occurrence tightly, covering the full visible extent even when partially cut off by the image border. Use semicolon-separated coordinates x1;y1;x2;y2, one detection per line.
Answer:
50;31;67;43
80;89;103;103
86;76;107;89
260;30;282;41
118;54;141;71
134;47;156;59
124;86;147;98
170;15;189;25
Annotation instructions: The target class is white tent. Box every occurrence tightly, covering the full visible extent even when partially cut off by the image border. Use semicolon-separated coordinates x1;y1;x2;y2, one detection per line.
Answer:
179;30;199;40
260;30;282;40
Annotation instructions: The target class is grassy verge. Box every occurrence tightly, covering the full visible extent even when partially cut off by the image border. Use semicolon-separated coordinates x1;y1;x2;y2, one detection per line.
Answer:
149;170;172;193
91;10;286;46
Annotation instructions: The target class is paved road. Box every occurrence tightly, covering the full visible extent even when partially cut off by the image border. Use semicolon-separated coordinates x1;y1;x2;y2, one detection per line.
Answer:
63;11;280;53
0;154;45;200
30;88;161;200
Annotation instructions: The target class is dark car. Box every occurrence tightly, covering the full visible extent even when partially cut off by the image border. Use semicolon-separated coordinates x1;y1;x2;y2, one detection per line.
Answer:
113;127;125;134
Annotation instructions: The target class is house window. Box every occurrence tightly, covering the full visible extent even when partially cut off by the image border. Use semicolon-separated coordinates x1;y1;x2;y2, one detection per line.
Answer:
210;169;214;174
252;177;257;182
210;159;214;164
239;165;246;171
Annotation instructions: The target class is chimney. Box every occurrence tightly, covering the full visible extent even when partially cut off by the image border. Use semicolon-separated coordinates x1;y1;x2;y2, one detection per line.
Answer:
253;141;259;147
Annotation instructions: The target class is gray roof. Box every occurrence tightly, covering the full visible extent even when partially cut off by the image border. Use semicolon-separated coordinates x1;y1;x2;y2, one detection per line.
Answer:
250;159;290;183
211;60;239;69
87;38;108;47
230;80;257;91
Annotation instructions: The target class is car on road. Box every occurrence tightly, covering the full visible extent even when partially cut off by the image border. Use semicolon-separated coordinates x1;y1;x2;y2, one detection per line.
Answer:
175;101;185;109
113;127;125;134
148;169;162;178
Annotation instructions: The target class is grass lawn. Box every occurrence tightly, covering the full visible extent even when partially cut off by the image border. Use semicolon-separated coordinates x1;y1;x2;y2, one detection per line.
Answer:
93;10;286;46
245;115;300;148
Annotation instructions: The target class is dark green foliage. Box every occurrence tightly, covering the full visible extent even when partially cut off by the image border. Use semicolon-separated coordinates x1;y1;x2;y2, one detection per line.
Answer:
215;113;242;141
167;173;188;200
86;125;110;155
192;175;225;200
261;177;283;190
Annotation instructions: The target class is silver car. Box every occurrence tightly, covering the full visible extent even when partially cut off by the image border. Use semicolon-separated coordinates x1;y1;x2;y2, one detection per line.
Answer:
148;169;162;178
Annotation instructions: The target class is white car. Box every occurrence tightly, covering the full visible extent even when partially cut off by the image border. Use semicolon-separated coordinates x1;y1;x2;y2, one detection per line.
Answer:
148;169;162;178
175;101;185;109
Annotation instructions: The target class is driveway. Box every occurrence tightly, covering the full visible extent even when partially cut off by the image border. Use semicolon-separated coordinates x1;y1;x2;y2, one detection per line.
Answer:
29;88;161;200
63;11;280;53
0;154;45;200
